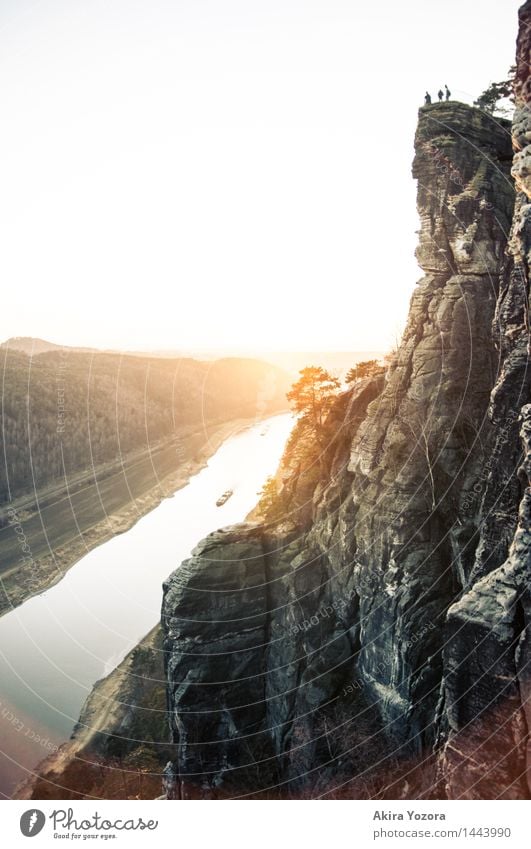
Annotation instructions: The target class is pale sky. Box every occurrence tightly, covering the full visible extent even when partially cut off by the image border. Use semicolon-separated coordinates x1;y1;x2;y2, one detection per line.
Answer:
0;0;521;353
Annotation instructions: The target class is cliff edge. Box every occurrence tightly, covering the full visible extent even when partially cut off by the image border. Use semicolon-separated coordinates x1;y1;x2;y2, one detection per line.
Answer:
161;34;530;799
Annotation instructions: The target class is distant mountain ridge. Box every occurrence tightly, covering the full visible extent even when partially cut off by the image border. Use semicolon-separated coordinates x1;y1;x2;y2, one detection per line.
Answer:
0;337;97;356
0;338;385;378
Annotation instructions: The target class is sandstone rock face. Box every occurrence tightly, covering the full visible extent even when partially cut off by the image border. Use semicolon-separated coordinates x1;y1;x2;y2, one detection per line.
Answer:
441;405;531;799
343;105;514;769
162;18;531;799
438;0;531;799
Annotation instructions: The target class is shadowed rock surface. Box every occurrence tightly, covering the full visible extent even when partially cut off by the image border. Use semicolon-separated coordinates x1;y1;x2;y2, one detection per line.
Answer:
439;0;531;799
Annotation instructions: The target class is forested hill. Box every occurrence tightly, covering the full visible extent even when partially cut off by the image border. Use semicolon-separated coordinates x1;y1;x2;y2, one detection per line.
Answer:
0;349;290;504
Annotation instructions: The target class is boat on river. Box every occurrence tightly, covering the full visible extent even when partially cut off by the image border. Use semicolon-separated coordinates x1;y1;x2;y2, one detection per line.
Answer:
216;489;234;507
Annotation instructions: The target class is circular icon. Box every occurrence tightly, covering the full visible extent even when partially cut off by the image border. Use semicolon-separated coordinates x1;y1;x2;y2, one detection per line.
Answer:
20;810;46;837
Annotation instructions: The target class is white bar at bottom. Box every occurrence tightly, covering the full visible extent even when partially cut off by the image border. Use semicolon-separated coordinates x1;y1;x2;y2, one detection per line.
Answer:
1;799;529;848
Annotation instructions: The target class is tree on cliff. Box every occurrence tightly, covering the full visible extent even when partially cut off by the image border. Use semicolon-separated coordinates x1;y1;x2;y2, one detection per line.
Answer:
287;366;340;446
257;475;284;521
474;67;515;116
345;359;382;383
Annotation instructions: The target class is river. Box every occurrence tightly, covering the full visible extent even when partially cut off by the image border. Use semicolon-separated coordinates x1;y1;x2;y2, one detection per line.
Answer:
0;413;293;798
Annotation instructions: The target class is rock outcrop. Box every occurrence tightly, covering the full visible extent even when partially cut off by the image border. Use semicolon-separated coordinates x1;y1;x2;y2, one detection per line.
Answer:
162;8;530;800
439;0;531;799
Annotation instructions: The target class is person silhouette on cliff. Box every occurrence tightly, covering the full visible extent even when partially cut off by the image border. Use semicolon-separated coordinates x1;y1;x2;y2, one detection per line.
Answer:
445;84;451;101
425;91;432;105
438;88;444;101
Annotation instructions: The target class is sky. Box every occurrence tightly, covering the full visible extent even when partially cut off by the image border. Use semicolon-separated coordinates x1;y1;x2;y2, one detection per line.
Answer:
0;0;522;354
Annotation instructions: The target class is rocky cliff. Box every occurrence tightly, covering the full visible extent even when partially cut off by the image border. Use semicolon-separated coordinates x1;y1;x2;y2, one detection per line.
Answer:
161;11;530;799
439;0;531;799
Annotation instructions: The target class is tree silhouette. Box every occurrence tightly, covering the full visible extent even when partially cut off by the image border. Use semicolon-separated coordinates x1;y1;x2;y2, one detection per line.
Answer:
288;367;339;427
474;68;515;116
287;366;340;464
345;360;382;383
257;475;284;521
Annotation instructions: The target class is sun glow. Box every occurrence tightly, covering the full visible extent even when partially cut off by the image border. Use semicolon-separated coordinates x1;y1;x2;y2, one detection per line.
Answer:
0;0;521;353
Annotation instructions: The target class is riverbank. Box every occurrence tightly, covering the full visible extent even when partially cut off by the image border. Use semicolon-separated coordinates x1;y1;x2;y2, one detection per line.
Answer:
0;415;266;618
16;626;168;800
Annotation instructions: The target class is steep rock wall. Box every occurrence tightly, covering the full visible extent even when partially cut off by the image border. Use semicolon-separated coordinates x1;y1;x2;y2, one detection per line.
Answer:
161;86;529;798
440;0;531;799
